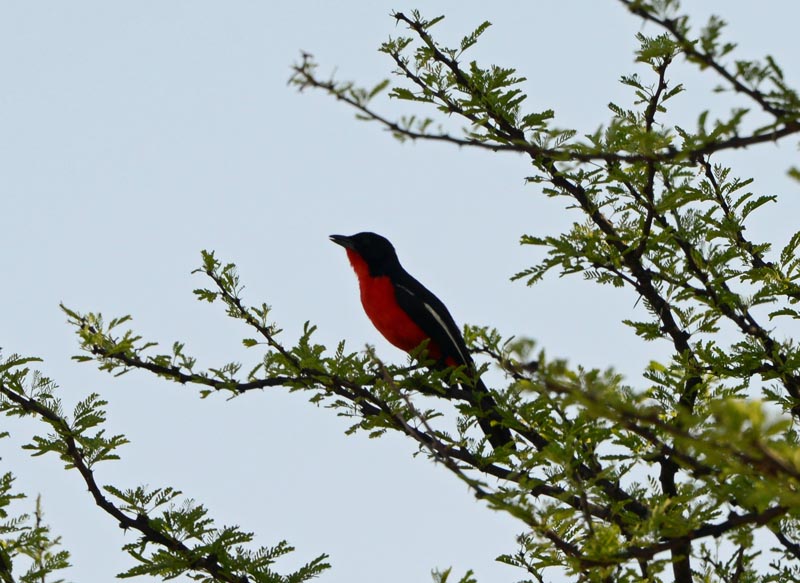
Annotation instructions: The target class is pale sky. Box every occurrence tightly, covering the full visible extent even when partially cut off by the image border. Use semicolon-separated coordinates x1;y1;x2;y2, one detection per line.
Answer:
2;2;799;582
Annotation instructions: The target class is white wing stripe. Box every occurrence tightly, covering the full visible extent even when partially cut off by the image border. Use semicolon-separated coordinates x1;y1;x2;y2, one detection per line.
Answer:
396;282;469;364
422;301;469;364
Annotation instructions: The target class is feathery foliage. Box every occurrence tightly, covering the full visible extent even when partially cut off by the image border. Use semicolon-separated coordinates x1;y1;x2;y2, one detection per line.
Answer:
3;2;800;582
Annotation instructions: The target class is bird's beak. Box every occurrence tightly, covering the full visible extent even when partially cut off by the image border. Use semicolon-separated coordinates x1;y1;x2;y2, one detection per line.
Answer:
329;234;354;249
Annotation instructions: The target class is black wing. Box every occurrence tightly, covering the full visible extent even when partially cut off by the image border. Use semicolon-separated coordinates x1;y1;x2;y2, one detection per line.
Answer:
391;268;473;367
393;268;513;449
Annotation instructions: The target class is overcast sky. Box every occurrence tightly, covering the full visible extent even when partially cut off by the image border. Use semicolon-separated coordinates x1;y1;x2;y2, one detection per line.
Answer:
2;2;799;582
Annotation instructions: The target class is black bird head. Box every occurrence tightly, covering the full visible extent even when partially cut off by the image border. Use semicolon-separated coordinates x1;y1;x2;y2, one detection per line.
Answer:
329;232;400;276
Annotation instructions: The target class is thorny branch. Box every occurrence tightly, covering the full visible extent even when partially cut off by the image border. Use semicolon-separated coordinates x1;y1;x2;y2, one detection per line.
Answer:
0;379;248;583
618;0;798;120
22;5;797;581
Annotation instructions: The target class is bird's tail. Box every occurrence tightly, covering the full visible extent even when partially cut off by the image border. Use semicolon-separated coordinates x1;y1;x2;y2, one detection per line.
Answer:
468;376;514;450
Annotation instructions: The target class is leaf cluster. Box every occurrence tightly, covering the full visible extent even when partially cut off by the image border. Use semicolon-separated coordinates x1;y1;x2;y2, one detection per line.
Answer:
0;354;329;583
3;2;800;583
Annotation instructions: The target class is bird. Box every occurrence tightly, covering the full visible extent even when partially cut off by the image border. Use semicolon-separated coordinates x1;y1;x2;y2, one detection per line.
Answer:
330;231;513;450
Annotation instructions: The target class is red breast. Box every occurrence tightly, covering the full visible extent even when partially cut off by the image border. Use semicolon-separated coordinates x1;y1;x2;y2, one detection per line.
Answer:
346;248;448;361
